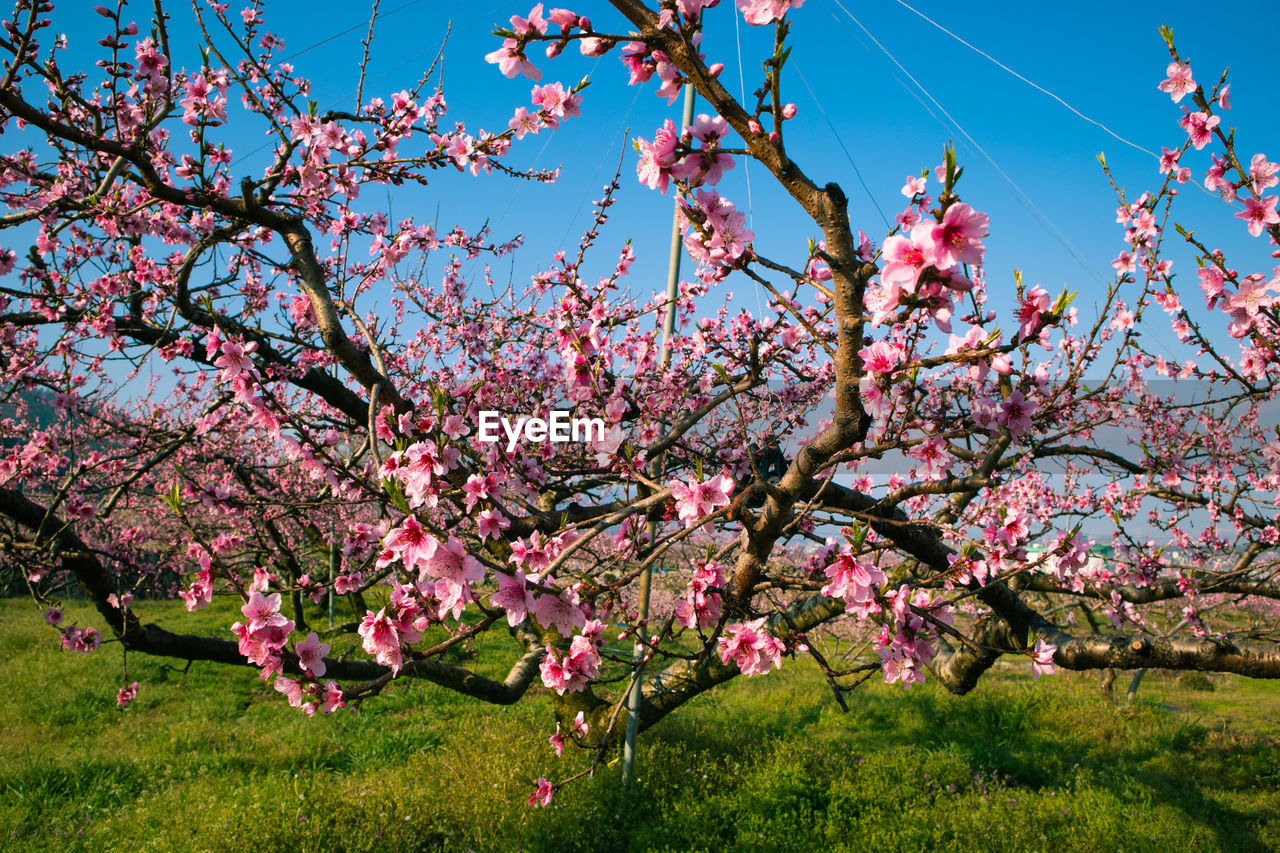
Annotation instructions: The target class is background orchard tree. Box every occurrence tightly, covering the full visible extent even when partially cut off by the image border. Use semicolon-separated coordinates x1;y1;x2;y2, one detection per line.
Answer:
2;0;1279;804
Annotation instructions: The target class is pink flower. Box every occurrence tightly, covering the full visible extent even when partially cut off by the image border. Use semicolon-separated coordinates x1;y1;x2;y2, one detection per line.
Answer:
636;119;681;193
674;560;725;629
879;224;937;292
821;552;885;606
491;570;534;626
529;777;554;807
1177;108;1220;150
858;340;904;377
116;682;139;709
382;515;438;574
422;535;484;594
1030;638;1057;679
531;588;586;638
1015;285;1051;342
718;617;784;676
295;631;330;677
669;473;734;526
333;573;363;594
485;39;540;81
997;391;1037;438
1236;195;1279;237
1157;62;1195;102
508;106;540;139
927;203;989;268
736;0;805;26
358;609;403;674
241;592;287;632
320;682;346;714
477;508;510;541
1250;154;1279;194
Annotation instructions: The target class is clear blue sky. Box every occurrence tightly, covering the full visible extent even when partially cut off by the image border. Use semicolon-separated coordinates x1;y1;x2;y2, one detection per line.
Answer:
48;1;1280;356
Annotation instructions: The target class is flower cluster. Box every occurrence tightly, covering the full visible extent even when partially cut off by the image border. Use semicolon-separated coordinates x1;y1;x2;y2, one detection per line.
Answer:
674;560;726;629
539;619;605;694
718;617;785;676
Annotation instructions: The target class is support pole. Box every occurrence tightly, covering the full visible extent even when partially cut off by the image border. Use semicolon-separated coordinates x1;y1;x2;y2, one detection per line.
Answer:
622;81;696;789
328;521;338;629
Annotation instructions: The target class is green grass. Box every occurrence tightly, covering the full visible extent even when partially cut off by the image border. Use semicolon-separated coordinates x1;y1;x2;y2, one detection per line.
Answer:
3;598;1280;851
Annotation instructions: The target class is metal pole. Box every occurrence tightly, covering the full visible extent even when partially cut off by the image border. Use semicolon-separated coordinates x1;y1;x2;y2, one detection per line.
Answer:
622;81;696;789
328;521;337;629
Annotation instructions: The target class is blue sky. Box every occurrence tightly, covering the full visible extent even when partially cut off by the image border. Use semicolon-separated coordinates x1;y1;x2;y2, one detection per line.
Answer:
49;1;1280;358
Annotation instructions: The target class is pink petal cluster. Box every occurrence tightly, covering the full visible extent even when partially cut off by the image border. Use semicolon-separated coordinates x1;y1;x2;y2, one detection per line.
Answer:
1157;62;1195;102
116;682;140;709
539;618;604;694
874;586;943;688
670;472;735;526
736;0;805;26
1030;638;1058;679
231;592;296;674
674;560;726;629
718;617;785;676
679;189;754;270
357;608;410;674
61;625;101;654
821;551;886;612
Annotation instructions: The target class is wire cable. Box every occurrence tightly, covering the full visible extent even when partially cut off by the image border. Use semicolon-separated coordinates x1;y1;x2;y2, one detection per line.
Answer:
889;0;1158;159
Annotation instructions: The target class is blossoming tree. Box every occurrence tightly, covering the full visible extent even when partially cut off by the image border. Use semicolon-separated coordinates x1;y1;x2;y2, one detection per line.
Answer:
3;0;1280;803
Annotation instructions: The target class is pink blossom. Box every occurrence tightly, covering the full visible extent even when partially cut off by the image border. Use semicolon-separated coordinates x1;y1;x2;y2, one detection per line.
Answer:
736;0;805;26
1157;62;1195;102
718;617;784;676
491;570;535;626
382;515;438;574
997;391;1037;438
485;39;540;81
674;560;725;628
1177;108;1220;150
880;223;938;292
1015;285;1051;342
859;340;904;377
1236;196;1279;237
358;609;403;674
1250;154;1279;194
1030;638;1057;679
529;777;554;807
116;682;140;709
821;552;885;607
531;588;586;637
669;473;734;526
928;203;989;268
295;631;330;677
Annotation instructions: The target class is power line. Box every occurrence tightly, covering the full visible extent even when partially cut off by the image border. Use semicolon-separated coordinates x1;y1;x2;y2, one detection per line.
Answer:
889;0;1158;159
792;62;891;231
820;0;1184;360
821;0;1107;283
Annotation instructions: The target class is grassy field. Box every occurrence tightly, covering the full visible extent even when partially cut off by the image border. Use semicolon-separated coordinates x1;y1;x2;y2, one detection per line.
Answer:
2;598;1279;852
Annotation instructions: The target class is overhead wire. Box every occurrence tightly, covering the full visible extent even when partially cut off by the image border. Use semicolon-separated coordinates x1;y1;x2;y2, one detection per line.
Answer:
818;0;1183;360
889;0;1159;159
792;62;890;231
